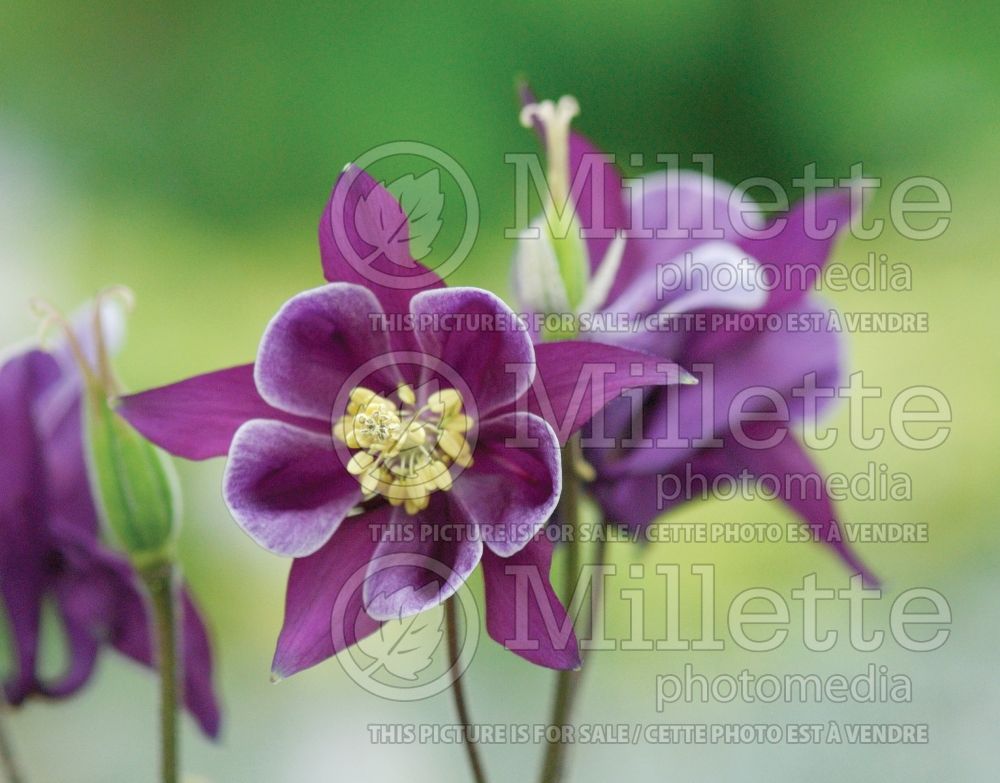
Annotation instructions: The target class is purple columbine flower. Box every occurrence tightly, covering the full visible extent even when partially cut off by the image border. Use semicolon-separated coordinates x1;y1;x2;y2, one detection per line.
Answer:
0;308;220;736
119;167;686;673
514;91;875;583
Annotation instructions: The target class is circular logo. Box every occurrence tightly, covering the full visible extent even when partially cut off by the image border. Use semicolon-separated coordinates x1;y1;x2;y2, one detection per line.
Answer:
331;553;481;701
331;141;480;289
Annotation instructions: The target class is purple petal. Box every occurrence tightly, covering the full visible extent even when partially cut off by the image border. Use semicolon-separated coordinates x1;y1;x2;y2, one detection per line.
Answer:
505;340;693;445
409;287;536;418
53;523;222;736
118;364;328;461
0;574;43;705
41;392;98;538
451;413;560;557
254;284;397;421
0;349;60;505
608;170;743;305
589;472;662;534
363;497;482;621
597;427;876;585
0;349;57;704
2;558;101;705
319;165;445;314
481;536;581;670
569;132;627;271
107;578;222;738
177;589;222;737
600;300;842;477
739;188;855;313
44;565;108;699
603;239;767;329
223;420;361;557
738;423;877;585
271;507;390;679
174;590;223;738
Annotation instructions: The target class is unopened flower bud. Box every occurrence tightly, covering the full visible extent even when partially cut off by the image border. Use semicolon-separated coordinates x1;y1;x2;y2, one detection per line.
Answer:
32;289;179;567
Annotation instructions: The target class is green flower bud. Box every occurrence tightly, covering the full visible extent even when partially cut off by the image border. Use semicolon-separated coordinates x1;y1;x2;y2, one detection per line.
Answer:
33;290;180;568
84;384;180;568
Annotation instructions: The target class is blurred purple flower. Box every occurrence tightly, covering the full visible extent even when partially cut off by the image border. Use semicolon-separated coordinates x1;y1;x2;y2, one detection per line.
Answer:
0;317;220;737
119;167;686;673
515;91;875;583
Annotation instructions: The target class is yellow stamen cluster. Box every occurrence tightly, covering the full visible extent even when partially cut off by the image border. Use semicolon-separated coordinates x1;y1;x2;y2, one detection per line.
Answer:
334;384;474;515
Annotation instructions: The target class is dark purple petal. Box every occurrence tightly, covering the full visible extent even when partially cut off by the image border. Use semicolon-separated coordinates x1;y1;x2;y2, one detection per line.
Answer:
177;589;222;738
223;420;361;557
363;497;482;621
601;182;852;335
40;391;98;537
409;287;536;418
569;132;627;271
319;165;445;314
7;522;221;738
0;349;58;704
271;507;390;679
599;300;841;478
0;349;59;508
589;472;662;534
481;535;581;670
109;585;221;738
0;576;43;705
117;364;328;461
738;188;855;313
254;284;398;421
503;340;693;446
598;426;875;585
451;413;560;557
2;558;101;706
44;566;107;699
738;423;877;586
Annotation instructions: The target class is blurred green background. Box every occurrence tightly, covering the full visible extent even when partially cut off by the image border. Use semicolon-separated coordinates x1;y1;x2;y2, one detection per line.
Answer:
1;1;997;780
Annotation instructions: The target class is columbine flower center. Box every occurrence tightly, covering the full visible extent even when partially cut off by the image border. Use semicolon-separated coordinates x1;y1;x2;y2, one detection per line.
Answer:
333;384;474;515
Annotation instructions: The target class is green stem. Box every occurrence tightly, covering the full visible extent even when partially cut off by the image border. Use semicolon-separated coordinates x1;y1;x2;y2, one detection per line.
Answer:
0;706;25;783
579;532;608;670
538;435;584;783
141;564;179;783
444;599;489;783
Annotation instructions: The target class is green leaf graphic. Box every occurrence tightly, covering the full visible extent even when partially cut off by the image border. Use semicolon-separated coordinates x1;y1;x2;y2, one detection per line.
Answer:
387;170;444;261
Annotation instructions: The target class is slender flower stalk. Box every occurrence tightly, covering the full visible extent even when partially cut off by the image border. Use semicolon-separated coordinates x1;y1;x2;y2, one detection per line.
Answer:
141;563;180;783
538;434;584;783
445;599;489;783
0;705;25;783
